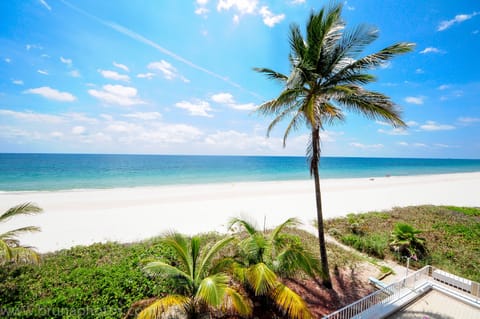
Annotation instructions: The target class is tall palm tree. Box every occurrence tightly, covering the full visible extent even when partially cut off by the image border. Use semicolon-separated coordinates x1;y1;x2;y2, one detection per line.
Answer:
254;3;414;288
0;202;43;265
137;233;252;319
229;217;318;319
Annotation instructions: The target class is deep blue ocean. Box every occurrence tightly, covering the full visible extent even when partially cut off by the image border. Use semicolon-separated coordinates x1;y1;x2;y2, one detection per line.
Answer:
1;153;480;191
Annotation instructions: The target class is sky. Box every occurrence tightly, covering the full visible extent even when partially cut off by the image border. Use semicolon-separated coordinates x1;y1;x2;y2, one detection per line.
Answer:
0;0;479;158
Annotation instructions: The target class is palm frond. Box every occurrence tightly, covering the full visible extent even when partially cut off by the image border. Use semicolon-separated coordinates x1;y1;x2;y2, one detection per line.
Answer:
0;239;12;262
196;273;229;307
228;217;258;235
0;202;43;223
270;218;301;242
246;262;278;296
0;226;41;240
9;246;40;264
161;233;193;277
253;67;288;83
222;287;253;317
281;111;305;147
137;295;190;319
143;261;191;283
271;283;313;319
197;236;234;280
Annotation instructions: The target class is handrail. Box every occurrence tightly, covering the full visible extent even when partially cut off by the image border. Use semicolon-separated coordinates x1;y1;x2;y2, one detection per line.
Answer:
323;266;431;319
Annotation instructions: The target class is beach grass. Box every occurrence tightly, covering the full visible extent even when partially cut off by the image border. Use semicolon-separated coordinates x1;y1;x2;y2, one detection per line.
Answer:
325;205;480;281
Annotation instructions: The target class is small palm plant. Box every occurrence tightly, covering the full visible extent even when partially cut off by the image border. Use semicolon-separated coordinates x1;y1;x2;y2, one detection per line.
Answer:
137;233;252;319
0;202;43;265
389;223;426;259
228;217;319;319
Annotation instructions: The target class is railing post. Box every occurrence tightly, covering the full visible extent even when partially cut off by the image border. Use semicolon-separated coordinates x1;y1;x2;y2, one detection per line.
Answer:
472;282;480;297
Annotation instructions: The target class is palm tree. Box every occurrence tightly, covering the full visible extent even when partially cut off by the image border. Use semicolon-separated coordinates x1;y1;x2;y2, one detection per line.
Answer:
254;3;414;288
229;217;318;319
389;223;426;258
137;233;252;319
0;202;43;265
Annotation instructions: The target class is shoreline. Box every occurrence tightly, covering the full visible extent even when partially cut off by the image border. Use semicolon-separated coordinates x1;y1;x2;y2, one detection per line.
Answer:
1;172;479;253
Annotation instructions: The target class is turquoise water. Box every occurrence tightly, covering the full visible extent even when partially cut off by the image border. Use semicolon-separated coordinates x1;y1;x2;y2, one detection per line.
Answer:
1;153;480;191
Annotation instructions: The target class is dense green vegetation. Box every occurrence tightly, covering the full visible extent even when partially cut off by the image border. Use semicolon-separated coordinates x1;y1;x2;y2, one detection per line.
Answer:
325;205;480;281
0;227;361;319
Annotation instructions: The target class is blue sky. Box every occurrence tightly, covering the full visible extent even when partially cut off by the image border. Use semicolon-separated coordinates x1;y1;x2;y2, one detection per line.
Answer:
1;0;479;158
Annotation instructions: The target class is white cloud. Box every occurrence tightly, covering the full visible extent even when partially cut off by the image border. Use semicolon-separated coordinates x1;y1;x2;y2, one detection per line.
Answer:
398;142;409;146
413;143;427;148
175;100;213;117
123;112;162;120
72;126;86;135
12;79;24;85
349;142;384;149
113;62;129;72
406;121;419;127
197;0;209;4
26;44;42;51
259;6;285;27
60;56;72;66
233;14;240;24
0;109;63;123
88;84;145;106
98;69;130;82
5;58;11;63
195;7;209;15
24;86;76;102
69;70;81;77
137;72;155;79
437;84;450;90
211;92;235;104
376;120;390;126
37;69;49;75
39;0;51;11
415;68;424;74
50;131;63;138
437;12;479;31
458;117;480;125
378;128;409;135
419;47;445;54
419;121;455;131
291;0;305;4
217;0;258;15
404;96;424;105
148;60;189;82
211;92;257;111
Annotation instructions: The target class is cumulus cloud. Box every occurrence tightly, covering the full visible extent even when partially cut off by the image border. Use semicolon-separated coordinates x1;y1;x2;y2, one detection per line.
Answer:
211;92;257;111
404;96;424;105
123;112;162;120
419;121;455;131
137;72;155;79
259;6;285;27
37;69;49;75
60;56;72;66
98;69;130;82
437;12;479;31
69;70;81;77
437;84;450;90
12;79;24;85
291;0;305;4
72;126;86;135
24;86;76;102
176;100;213;117
419;47;445;54
88;84;145;106
349;142;384;149
217;0;258;15
0;109;64;123
148;60;189;82
457;117;480;125
113;62;129;72
378;128;409;135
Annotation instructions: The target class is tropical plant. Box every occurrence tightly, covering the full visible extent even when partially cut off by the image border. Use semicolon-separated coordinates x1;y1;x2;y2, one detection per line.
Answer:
0;202;43;265
137;233;252;319
389;222;426;258
228;217;318;319
254;3;414;287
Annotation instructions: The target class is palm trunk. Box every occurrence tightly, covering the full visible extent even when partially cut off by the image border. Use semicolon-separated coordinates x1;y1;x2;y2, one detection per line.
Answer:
311;128;332;289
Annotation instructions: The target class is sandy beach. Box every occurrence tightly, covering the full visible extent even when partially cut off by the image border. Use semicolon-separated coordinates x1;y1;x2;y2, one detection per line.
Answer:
1;172;479;253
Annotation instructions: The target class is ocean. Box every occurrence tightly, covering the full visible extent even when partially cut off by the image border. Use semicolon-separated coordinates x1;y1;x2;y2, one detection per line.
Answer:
1;153;480;192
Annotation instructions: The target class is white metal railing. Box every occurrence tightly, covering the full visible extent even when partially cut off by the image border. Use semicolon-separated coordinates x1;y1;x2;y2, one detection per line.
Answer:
322;266;431;319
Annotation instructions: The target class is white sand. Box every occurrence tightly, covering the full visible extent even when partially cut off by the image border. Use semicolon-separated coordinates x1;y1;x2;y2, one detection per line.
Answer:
1;172;479;253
